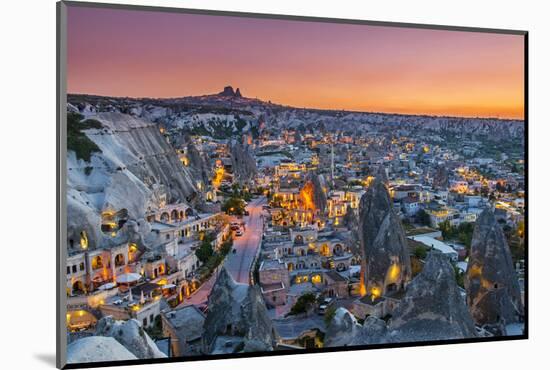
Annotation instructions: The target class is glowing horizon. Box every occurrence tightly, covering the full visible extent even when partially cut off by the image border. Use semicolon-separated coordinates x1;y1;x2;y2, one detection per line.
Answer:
67;6;525;120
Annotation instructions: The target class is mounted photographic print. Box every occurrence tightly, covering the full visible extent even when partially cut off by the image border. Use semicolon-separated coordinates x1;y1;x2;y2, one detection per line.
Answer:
56;1;528;368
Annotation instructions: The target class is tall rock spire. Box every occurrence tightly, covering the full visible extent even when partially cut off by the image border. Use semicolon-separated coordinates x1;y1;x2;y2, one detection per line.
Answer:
203;267;275;353
465;208;524;328
358;171;411;299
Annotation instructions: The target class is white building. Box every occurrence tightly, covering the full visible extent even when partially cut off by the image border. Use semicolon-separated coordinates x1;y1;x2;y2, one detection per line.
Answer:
409;235;458;262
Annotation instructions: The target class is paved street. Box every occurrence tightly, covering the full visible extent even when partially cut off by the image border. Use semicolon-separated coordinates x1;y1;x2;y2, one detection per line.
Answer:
181;196;266;307
225;196;266;283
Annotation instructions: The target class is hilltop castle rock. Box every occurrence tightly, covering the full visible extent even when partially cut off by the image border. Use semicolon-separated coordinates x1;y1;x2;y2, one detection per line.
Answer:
203;267;275;353
358;175;411;297
465;208;524;328
219;86;242;98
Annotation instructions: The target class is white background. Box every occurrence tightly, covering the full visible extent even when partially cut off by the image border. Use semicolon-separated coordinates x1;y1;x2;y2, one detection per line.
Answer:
0;0;547;368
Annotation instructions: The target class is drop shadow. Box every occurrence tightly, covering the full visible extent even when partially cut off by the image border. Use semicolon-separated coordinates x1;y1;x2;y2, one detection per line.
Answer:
34;353;56;367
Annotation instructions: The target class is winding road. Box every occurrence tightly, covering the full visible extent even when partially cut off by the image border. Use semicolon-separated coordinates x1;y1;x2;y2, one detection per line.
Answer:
181;196;266;306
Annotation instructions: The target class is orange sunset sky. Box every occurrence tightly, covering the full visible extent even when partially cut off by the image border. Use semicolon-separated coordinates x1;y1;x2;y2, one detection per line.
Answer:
67;6;525;119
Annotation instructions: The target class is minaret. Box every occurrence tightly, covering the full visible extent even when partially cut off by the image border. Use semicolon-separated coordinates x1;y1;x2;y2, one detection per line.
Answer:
331;143;335;187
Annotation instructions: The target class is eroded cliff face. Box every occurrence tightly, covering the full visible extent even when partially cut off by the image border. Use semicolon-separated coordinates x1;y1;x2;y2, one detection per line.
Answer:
203;267;275;353
358;176;411;298
465;209;524;327
67;112;199;251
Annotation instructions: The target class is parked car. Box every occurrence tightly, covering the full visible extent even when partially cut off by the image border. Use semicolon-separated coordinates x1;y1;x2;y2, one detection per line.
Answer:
235;229;243;237
244;210;250;216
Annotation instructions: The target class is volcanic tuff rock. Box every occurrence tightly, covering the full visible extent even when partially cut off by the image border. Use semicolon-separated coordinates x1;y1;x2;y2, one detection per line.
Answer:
95;316;167;359
358;175;411;297
375;165;389;184
432;164;449;190
324;307;362;347
324;308;392;347
66;112;199;251
465;208;524;327
176;134;210;186
230;141;257;185
203;267;275;353
388;251;477;341
301;172;328;214
219;86;242;98
67;336;138;363
325;252;477;347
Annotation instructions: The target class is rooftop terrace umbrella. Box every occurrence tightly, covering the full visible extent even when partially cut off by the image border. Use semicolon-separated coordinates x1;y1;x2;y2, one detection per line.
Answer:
97;282;116;291
116;273;141;284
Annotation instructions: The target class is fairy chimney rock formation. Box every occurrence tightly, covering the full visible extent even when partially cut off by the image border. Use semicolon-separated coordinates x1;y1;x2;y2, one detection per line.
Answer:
230;141;257;185
203;267;275;353
325;252;477;347
300;172;328;215
465;208;524;327
389;251;478;341
358;175;411;298
432;164;449;190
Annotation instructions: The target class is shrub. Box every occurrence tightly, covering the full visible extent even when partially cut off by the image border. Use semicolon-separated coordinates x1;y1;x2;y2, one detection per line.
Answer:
414;245;428;259
67;112;102;162
289;292;317;315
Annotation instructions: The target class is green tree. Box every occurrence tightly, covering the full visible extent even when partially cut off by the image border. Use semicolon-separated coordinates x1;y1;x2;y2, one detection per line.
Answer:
416;209;431;226
454;266;465;288
196;240;214;263
221;197;246;215
438;220;453;240
289;292;317;316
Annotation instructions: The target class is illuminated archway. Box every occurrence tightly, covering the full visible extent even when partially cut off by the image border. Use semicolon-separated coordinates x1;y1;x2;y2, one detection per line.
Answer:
72;280;85;294
91;255;103;270
114;253;125;267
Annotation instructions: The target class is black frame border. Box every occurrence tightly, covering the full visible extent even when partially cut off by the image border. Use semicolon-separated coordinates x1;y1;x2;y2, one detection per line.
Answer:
56;1;529;369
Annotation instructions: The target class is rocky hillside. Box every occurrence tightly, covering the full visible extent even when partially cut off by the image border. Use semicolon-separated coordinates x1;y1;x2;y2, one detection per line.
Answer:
68;86;524;142
66;111;199;252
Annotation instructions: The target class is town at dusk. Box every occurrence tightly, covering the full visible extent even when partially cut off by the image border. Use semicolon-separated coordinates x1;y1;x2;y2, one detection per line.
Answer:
63;4;525;365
